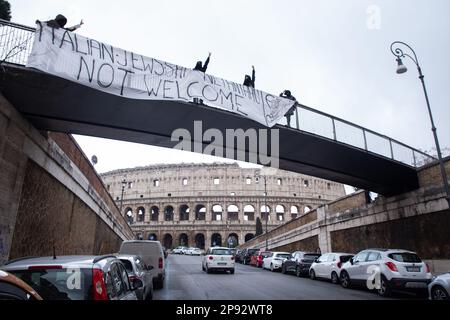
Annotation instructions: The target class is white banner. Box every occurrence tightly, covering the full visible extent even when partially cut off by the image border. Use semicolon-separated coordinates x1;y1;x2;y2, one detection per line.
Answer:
27;23;295;127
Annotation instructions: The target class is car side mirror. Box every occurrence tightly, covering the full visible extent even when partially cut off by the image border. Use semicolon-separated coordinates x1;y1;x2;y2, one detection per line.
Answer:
350;258;354;265
132;278;143;290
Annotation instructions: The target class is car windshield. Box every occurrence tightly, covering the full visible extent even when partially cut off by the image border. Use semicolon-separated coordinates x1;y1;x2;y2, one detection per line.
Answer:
388;253;422;263
261;252;271;257
277;254;291;259
9;268;92;300
211;249;231;255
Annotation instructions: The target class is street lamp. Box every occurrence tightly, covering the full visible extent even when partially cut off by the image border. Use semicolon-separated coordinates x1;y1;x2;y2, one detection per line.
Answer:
119;179;127;214
257;175;269;250
390;41;450;208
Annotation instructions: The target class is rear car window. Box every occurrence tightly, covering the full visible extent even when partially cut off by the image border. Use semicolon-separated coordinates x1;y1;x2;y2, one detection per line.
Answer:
261;252;271;258
211;249;231;255
339;255;353;263
388;253;422;263
277;254;292;259
119;259;133;273
9;268;92;300
304;254;321;260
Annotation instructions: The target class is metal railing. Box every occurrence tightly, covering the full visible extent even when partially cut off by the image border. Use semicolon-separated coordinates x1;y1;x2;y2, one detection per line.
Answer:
0;19;35;65
0;19;436;168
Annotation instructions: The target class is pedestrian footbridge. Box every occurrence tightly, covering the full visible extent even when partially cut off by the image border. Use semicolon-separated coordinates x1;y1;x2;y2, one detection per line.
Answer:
0;19;435;197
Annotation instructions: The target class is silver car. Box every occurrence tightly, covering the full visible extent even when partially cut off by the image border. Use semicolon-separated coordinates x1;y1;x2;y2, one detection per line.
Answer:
428;271;450;300
117;254;153;300
1;255;142;300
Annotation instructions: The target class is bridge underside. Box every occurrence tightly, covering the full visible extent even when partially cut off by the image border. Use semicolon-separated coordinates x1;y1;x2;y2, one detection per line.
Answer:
0;64;419;196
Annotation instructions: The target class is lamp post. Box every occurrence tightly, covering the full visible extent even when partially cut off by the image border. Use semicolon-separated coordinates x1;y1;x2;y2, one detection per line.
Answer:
119;179;127;215
390;41;450;208
263;176;268;250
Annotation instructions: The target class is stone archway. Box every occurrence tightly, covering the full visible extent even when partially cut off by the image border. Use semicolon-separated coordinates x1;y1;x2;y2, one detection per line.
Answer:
227;233;239;248
211;233;222;247
195;204;206;220
164;206;174;221
124;207;133;224
179;233;188;246
179;204;190;221
245;233;255;242
151;206;159;221
195;233;205;249
137;206;145;222
148;233;157;240
163;233;173;249
244;204;255;221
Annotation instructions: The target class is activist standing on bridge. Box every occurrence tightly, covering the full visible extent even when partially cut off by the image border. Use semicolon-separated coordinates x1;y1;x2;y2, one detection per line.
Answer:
193;52;211;72
280;90;297;127
243;65;255;88
44;14;83;32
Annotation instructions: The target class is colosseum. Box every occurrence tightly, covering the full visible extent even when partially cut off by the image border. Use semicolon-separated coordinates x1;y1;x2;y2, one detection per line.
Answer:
100;163;346;250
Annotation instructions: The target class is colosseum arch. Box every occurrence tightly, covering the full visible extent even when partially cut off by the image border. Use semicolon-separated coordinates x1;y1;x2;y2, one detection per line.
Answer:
243;205;255;221
150;206;159;221
179;205;190;221
227;233;239;248
179;233;188;246
227;204;239;221
195;204;206;220
163;233;173;249
212;205;222;221
164;206;174;221
195;233;205;249
137;206;145;222
124;207;133;224
260;205;271;221
275;205;285;222
211;233;222;247
245;233;255;242
148;233;157;240
290;205;299;219
304;205;312;213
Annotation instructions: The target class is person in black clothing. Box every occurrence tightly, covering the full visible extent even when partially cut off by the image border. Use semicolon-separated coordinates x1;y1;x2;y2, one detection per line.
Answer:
45;14;83;31
193;52;211;72
280;90;297;127
243;65;255;88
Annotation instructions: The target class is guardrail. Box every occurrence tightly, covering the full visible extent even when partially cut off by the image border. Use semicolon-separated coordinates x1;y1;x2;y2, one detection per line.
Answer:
0;19;436;168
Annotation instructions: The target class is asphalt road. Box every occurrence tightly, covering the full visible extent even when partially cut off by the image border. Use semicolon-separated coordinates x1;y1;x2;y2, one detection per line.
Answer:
153;254;418;300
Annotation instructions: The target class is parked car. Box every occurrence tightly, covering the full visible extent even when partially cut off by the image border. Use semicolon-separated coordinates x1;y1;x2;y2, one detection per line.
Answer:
172;246;187;254
119;240;166;289
281;251;321;277
185;247;202;256
309;252;354;283
0;269;43;300
428;271;450;300
117;254;153;300
250;251;271;268
202;247;235;274
339;249;432;297
1;255;142;300
242;248;259;265
262;252;292;272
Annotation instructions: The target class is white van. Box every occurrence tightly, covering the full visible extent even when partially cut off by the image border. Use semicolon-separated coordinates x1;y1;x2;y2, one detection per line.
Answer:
119;240;165;289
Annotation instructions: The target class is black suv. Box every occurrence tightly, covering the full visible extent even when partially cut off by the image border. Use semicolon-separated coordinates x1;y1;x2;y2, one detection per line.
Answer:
281;251;321;277
1;255;143;300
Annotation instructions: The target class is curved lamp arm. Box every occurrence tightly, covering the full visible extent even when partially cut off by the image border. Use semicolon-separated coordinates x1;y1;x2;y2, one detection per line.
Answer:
390;41;420;69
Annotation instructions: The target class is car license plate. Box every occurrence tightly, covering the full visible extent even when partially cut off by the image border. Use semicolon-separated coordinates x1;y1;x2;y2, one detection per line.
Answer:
217;262;226;265
406;266;421;272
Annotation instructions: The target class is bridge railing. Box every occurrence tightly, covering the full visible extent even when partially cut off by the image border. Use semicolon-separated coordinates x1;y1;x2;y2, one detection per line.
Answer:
0;19;35;65
0;19;436;168
282;104;435;167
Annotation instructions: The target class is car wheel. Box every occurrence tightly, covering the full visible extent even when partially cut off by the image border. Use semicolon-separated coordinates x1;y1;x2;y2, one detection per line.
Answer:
331;272;339;284
340;271;351;288
230;269;235;274
202;264;205;271
295;266;302;277
309;269;316;280
431;285;449;300
270;264;274;272
206;265;212;274
377;275;392;297
281;264;286;274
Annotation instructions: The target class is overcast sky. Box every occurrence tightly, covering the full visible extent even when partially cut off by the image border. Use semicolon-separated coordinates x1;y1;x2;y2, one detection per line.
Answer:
8;0;450;177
